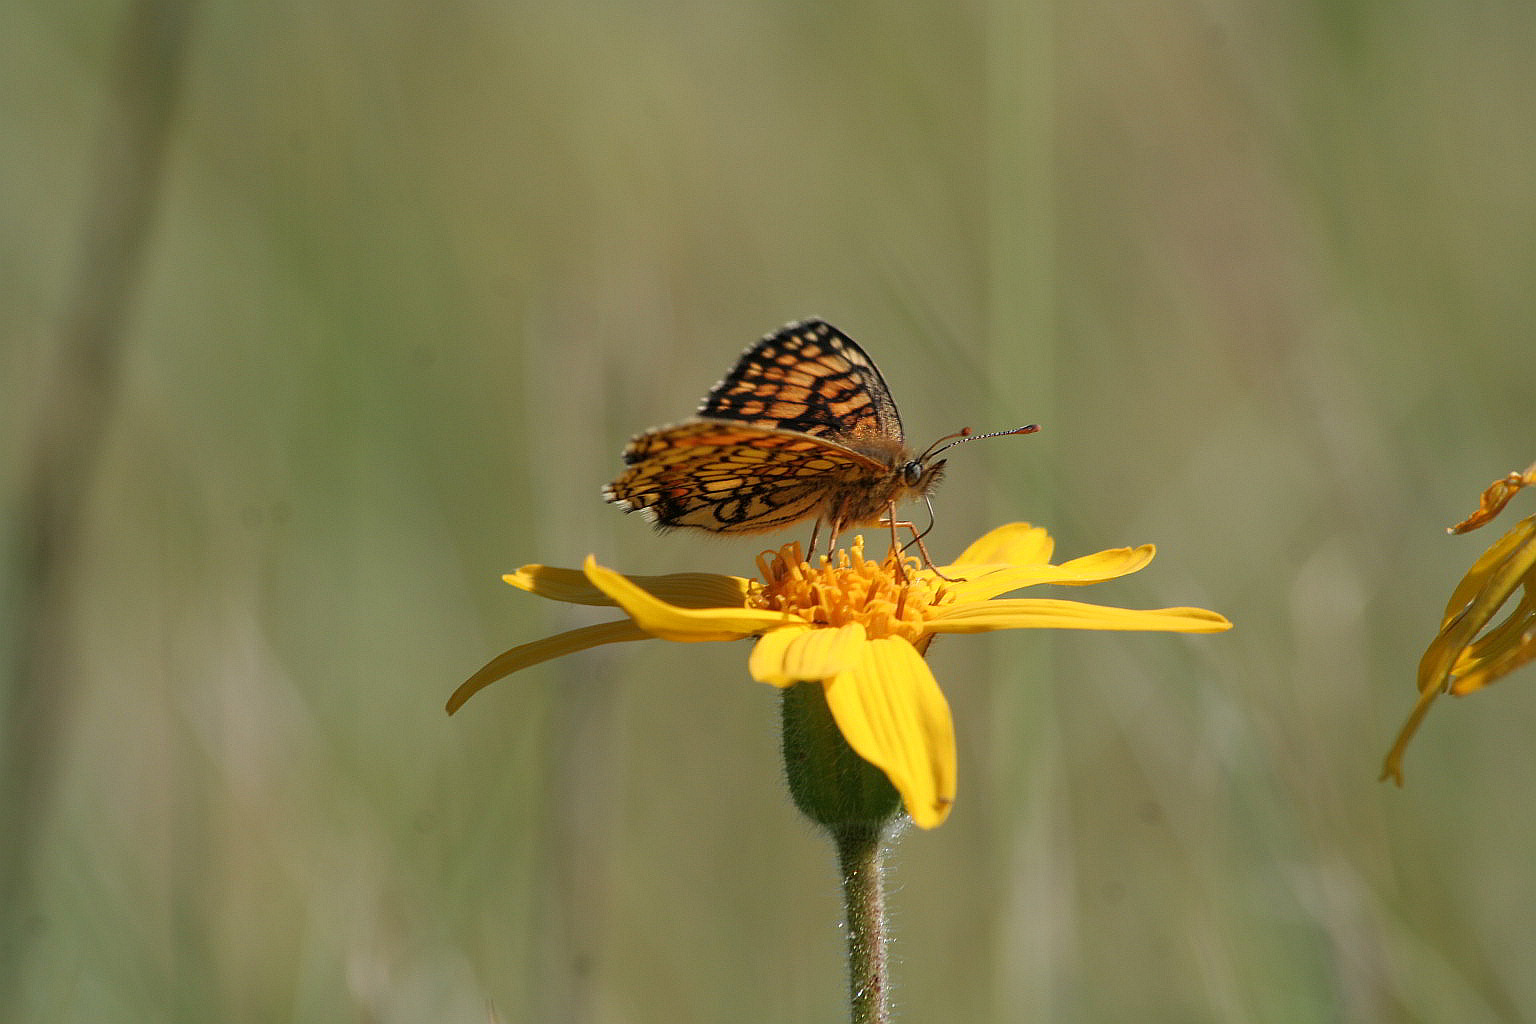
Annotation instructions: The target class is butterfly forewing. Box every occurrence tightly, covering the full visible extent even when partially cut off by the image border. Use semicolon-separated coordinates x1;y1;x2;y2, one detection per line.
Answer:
699;319;905;444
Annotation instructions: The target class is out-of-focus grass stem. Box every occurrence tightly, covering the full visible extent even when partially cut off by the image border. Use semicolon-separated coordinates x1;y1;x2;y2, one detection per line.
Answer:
1;0;198;1003
986;0;1058;1018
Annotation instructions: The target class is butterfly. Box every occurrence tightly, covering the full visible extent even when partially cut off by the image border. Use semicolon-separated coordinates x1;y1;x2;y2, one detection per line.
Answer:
603;318;1036;564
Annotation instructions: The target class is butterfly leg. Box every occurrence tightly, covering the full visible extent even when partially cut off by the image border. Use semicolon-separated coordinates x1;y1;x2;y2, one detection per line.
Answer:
825;527;843;559
806;519;823;563
883;512;910;582
882;517;964;583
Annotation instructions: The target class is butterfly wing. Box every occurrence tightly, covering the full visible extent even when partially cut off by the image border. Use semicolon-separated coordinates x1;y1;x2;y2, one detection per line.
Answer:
698;319;905;444
604;421;885;534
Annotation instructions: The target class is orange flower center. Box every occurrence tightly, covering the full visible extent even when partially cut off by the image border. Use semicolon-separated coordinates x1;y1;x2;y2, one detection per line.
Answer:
746;538;950;649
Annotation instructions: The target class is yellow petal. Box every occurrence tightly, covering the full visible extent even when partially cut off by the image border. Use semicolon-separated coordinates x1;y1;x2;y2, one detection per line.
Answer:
927;599;1233;634
1450;631;1536;695
1448;462;1536;534
748;626;814;688
1418;518;1536;693
949;522;1054;567
749;623;867;688
583;556;789;641
821;638;956;829
505;564;751;609
1437;516;1536;630
1447;585;1536;695
1380;684;1440;785
1051;545;1157;585
447;619;649;714
1387;516;1536;783
942;545;1157;602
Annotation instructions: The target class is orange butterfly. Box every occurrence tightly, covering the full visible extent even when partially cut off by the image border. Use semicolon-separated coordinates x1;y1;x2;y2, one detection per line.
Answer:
604;319;1036;564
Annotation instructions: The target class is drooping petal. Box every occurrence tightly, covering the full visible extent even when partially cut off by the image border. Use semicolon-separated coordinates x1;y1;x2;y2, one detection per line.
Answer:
506;564;751;609
1384;511;1536;783
748;625;814;688
447;619;650;714
583;556;789;641
941;545;1157;603
949;522;1054;567
927;599;1233;634
749;623;867;688
1448;585;1536;695
1437;516;1536;630
820;638;956;830
1417;517;1536;694
1447;462;1536;534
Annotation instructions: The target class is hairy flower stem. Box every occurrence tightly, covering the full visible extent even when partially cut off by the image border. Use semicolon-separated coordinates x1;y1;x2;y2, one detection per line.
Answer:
834;823;891;1024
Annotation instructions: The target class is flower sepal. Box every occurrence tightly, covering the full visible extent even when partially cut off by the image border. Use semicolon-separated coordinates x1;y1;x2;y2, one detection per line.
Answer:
781;681;903;832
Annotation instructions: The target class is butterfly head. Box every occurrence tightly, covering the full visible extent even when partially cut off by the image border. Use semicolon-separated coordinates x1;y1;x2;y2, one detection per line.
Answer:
901;456;947;496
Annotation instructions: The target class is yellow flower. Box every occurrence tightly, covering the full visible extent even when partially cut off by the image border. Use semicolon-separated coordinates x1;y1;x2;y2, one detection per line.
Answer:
1383;463;1536;784
450;522;1233;829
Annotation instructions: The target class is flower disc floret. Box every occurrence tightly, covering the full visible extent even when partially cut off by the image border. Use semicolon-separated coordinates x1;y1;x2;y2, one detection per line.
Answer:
748;538;948;650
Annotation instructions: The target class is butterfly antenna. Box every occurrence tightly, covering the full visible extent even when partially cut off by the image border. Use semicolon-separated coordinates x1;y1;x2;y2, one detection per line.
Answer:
918;424;1040;463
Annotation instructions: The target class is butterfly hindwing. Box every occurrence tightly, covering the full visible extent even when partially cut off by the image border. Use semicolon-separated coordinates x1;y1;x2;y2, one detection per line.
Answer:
604;421;885;534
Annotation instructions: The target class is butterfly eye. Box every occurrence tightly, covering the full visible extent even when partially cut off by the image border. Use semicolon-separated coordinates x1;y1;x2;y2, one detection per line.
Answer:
903;461;925;487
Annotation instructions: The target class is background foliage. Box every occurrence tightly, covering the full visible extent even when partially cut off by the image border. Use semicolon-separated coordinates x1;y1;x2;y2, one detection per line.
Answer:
5;0;1535;1020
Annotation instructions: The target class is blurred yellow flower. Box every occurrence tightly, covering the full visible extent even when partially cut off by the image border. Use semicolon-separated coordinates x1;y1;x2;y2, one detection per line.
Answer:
1383;463;1536;784
450;523;1232;828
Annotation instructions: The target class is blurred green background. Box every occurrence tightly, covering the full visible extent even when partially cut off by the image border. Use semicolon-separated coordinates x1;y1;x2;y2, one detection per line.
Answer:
5;0;1535;1020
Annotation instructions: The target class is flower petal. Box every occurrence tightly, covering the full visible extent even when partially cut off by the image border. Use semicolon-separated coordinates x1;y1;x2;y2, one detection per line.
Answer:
749;623;867;688
1448;462;1536;534
447;619;649;714
1051;546;1158;584
748;625;814;687
821;637;956;829
1418;517;1536;693
927;599;1233;634
1437;516;1536;629
583;556;790;641
949;522;1053;567
1385;514;1536;783
506;564;751;609
1448;585;1536;695
941;545;1157;602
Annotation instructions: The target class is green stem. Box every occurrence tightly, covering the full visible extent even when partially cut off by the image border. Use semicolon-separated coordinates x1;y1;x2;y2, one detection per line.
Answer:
779;683;900;1021
834;823;890;1024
